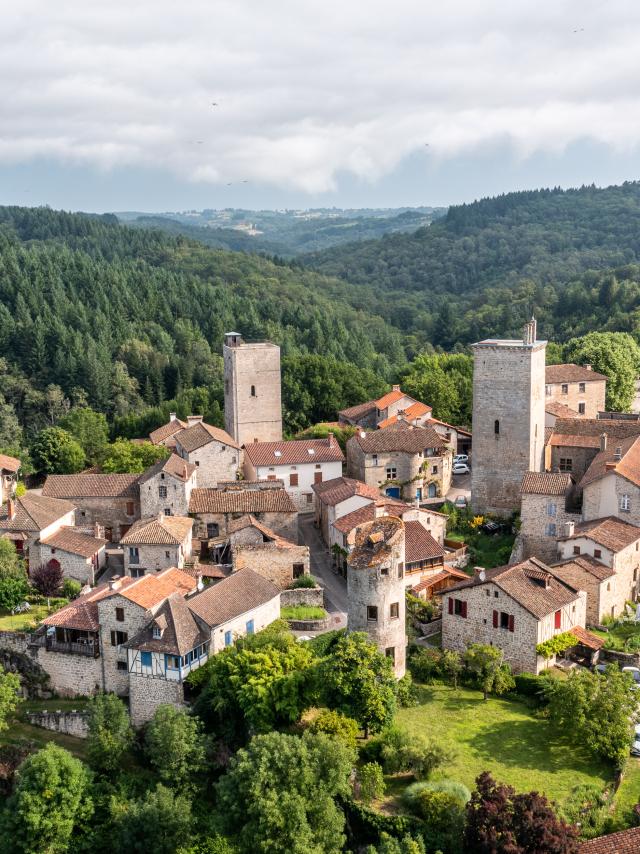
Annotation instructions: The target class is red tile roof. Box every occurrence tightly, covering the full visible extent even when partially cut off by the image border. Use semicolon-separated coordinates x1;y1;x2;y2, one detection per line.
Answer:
42;473;140;499
175;421;239;452
546;363;607;384
559;516;640;552
188;486;296;514
338;400;377;422
243;435;344;467
116;567;196;609
42;578;136;631
580;435;640;489
404;521;445;563
312;476;381;507
520;471;574;495
149;418;187;445
0;492;75;533
579;826;640;852
570;625;605;650
548;418;640;449
551;554;615;582
412;567;469;593
138;453;196;484
350;424;447;455
40;527;107;558
332;500;411;534
375;388;408;410
119;515;193;545
0;453;20;473
126;593;209;655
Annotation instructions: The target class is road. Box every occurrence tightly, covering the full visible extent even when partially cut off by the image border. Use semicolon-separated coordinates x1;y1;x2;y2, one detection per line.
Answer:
446;472;471;504
299;515;347;631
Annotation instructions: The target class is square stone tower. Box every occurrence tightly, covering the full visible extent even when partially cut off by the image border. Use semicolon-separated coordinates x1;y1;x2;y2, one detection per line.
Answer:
470;319;546;516
223;332;283;446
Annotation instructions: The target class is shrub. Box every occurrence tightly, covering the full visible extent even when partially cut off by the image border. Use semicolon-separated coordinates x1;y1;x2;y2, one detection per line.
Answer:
559;783;611;840
308;709;360;748
61;579;82;600
367;726;453;780
514;672;552;702
287;574;317;589
406;593;438;623
396;673;415;707
402;779;471;814
358;762;385;804
407;647;443;683
414;789;467;852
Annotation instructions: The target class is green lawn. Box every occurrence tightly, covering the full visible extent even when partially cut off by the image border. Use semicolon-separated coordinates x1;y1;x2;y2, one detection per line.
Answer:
395;683;611;804
590;621;640;652
281;605;327;621
0;604;53;632
611;759;640;829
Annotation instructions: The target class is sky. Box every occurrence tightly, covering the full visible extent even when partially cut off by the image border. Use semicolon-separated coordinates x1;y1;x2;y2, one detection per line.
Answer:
2;0;640;212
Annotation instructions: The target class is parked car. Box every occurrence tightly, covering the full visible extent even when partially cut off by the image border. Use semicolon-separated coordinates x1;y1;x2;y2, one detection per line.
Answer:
592;663;608;675
452;463;470;475
453;495;468;509
622;666;640;689
631;724;640;756
454;454;469;464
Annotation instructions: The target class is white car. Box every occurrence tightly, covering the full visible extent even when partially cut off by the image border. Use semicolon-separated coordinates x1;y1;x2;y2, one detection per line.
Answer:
454;454;469;464
453;495;468;509
452;463;470;475
632;724;640;756
623;666;640;689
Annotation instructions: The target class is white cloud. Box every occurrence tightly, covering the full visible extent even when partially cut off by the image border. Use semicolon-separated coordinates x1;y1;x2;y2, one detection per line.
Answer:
2;0;640;193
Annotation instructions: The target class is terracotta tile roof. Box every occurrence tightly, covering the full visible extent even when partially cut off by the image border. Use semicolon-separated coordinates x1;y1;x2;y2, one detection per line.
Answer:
332;500;411;534
377;414;399;429
549;418;640;449
404;520;445;563
149;418;187;445
446;557;580;619
580;435;640;489
138;453;196;485
579;826;640;852
117;567;196;609
0;492;75;533
120;515;193;545
0;454;20;473
312;476;381;507
126;593;209;655
521;471;574;495
551;554;615;582
187;568;280;627
559;517;640;552
545;401;580;418
42;578;136;631
243;435;344;467
411;567;469;593
375;388;408;410
430;418;472;436
403;401;432;419
42;473;140;499
228;514;299;549
338;400;377;422
350;424;447;455
546;364;608;384
40;527;107;558
188;486;296;514
570;625;605;650
175;421;239;453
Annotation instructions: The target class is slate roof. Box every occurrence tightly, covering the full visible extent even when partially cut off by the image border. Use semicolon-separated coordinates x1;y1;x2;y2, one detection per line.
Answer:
187;568;279;627
580;435;640;489
175;421;239;453
551;554;616;582
312;476;381;507
188;486;296;514
40;527;107;558
520;471;574;496
0;454;20;473
0;492;75;533
579;826;640;853
445;557;580;619
119;515;193;545
126;593;209;655
149;418;187;445
404;521;445;563
243;436;344;467
350;424;446;455
138;453;196;484
42;473;140;499
559;517;640;552
546;363;607;384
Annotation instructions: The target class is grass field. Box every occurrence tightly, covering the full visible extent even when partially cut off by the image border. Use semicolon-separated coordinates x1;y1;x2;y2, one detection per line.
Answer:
0;604;53;631
281;605;327;621
611;758;640;829
394;683;611;805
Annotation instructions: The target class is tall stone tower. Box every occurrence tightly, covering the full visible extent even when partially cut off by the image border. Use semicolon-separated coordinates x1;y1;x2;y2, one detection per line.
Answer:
471;318;546;516
347;516;406;678
223;332;283;446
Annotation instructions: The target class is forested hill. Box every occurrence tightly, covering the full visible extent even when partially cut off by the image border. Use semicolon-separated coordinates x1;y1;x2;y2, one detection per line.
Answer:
0;206;405;441
304;182;640;348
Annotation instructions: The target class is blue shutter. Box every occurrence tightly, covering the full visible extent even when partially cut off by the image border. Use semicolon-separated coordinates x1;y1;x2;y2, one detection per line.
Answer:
141;651;152;667
246;619;255;635
224;630;232;647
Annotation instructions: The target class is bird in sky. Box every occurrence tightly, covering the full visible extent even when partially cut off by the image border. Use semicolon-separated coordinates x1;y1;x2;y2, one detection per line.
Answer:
211;102;219;107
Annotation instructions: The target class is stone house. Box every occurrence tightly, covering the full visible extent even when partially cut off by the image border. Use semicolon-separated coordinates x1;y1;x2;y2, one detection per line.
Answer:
580;434;640;526
41;473;141;542
139;453;197;517
0;453;20;504
37;527;107;586
0;492;76;566
426;418;472;457
442;558;587;674
188;481;298;550
514;471;581;563
546;418;640;484
545;400;581;428
347;423;452;502
545;364;607;419
312;476;382;547
149;413;188;449
229;515;310;588
173;417;240;488
119;514;194;577
243;435;344;513
550;556;617;626
556;517;640;616
339;386;428;430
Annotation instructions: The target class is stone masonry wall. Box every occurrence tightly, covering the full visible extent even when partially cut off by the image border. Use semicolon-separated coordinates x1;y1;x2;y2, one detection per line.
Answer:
180;440;240;489
546;380;606;420
232;542;310;589
139;471;194;517
35;648;103;696
129;674;185;726
97;595;152;695
280;587;324;607
35;543;99;585
224;340;283;446
348;441;451;501
191;510;298;542
125;542;183;575
549;446;597;485
73;497;140;542
27;709;89;738
518;493;581;563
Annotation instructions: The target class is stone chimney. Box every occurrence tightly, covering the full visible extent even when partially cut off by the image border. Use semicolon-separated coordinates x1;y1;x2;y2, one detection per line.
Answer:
600;433;608;452
157;511;165;522
564;521;575;538
108;575;121;591
473;566;486;581
522;317;537;345
6;498;15;520
614;446;623;461
392;384;401;392
187;415;204;427
585;364;592;371
169;412;177;422
374;503;387;519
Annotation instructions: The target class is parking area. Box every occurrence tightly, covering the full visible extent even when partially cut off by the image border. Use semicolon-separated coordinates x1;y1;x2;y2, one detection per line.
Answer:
447;472;471;505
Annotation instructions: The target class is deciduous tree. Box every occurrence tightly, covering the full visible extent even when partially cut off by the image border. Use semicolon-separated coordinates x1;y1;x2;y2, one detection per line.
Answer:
144;705;206;793
30;427;85;475
86;693;134;773
463;643;515;700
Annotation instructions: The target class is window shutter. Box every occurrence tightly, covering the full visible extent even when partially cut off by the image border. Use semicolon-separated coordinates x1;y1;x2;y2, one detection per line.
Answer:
110;630;116;646
508;615;514;632
554;610;562;629
448;598;453;615
461;601;467;619
492;610;498;628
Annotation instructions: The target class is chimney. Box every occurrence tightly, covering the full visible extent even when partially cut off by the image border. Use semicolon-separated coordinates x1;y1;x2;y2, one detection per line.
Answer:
614;446;623;461
585;364;592;371
374;503;386;519
392;384;401;392
6;498;15;520
196;573;204;592
564;521;575;538
157;512;165;522
187;415;204;427
530;315;537;342
108;575;121;591
600;433;608;452
360;431;366;439
224;332;243;348
169;412;177;422
327;432;336;448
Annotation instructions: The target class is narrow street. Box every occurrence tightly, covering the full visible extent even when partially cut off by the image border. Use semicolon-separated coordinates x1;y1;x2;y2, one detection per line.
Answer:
299;515;347;631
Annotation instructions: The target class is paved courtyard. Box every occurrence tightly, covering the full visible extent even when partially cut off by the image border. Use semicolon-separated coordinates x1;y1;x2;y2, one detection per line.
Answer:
299;515;347;631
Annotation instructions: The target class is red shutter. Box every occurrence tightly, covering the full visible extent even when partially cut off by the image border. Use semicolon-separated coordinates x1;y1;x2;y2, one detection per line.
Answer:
508;614;514;632
554;610;561;629
314;471;323;484
461;601;468;619
448;598;453;615
493;610;498;628
289;473;299;486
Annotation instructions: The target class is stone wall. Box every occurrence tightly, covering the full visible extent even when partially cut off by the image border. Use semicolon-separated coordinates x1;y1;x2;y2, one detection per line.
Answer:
211;594;281;653
73;496;140;542
224;339;283;446
232;542;310;589
347;441;452;502
129;674;185;726
125;542;184;576
0;631;30;653
549;446;597;485
26;709;89;738
139;471;194;517
34;648;103;696
191;509;298;543
546;380;605;420
97;595;152;695
582;473;640;528
518;493;581;563
280;587;324;607
179;439;240;489
35;542;100;586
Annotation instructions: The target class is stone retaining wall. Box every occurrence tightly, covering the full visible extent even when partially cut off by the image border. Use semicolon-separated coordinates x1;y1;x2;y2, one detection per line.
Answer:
280;587;324;608
26;709;89;738
286;617;330;632
419;618;442;638
0;631;31;653
599;648;640;668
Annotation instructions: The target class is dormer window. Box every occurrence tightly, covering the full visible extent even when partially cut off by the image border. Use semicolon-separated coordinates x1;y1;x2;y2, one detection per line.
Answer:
308;448;315;455
274;450;282;458
152;626;162;639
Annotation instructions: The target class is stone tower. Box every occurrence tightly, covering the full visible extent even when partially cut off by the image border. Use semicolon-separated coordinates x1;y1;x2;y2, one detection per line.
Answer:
347;516;406;678
471;318;546;516
223;332;283;446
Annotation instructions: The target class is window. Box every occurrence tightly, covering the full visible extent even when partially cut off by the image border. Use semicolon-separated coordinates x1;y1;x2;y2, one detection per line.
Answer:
115;607;124;622
621;494;631;512
293;563;305;578
432;465;438;475
493;611;514;632
224;630;232;647
367;605;378;622
594;549;602;559
251;385;256;397
494;419;500;436
126;501;135;516
165;550;170;559
165;654;180;670
547;502;557;517
306;493;313;504
578;402;586;415
152;626;162;639
195;461;200;466
385;646;395;663
545;523;557;536
579;382;586;393
386;467;397;480
128;547;139;564
398;562;404;579
372;454;378;466
607;582;611;591
141;651;152;668
130;568;145;578
573;545;581;555
164;508;171;516
51;548;56;555
246;619;255;635
117;661;127;671
289;473;299;487
545;384;551;396
158;485;167;498
381;566;389;576
561;384;568;394
559;458;573;472
448;598;467;618
110;630;128;646
314;471;323;484
554;609;561;630
207;522;219;538
390;602;399;619
494;591;499;598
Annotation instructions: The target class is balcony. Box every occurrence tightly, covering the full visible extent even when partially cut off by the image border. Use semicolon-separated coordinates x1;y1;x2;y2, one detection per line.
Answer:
31;634;100;658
